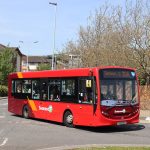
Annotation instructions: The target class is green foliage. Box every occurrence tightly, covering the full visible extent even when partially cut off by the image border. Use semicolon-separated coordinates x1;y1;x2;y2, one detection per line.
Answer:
38;63;51;71
0;48;16;85
139;78;146;85
0;85;8;96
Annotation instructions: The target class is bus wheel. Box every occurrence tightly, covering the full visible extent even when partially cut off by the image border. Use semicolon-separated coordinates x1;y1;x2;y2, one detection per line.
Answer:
23;105;29;119
63;111;74;127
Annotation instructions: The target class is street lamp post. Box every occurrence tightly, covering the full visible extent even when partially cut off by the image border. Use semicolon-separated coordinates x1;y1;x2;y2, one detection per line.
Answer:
19;41;39;72
49;2;57;70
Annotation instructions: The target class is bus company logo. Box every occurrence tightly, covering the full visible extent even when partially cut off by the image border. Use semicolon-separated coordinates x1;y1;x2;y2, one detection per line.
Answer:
39;105;53;113
114;109;126;114
48;105;53;113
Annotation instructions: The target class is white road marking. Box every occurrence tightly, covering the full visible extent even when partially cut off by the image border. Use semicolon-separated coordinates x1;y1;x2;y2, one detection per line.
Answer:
0;138;8;147
0;103;8;106
0;116;5;119
2;103;8;106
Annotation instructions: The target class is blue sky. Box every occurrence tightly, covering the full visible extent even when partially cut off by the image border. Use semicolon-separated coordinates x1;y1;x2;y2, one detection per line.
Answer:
0;0;125;56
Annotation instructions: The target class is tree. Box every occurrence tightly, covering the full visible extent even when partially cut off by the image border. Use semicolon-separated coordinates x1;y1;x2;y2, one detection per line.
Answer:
37;63;51;71
0;47;16;85
62;0;150;84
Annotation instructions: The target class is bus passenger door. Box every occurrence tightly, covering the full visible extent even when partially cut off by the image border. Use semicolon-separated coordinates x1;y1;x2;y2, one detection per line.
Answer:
75;77;96;126
31;79;49;119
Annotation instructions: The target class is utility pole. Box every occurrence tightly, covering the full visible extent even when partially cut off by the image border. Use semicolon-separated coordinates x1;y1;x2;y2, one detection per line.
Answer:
49;2;57;70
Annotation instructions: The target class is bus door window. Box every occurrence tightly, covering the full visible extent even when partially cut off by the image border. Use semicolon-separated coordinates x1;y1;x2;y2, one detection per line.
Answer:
78;78;93;104
41;80;48;100
48;80;61;101
32;80;41;100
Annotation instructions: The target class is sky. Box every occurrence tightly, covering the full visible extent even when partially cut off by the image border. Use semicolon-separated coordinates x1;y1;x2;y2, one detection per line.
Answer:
0;0;126;56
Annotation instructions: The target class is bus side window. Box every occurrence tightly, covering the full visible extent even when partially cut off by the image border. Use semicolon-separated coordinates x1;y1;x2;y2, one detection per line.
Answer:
11;80;16;95
41;80;48;100
48;80;61;101
22;80;31;94
61;79;78;103
12;80;23;99
61;80;76;96
15;80;22;93
32;80;41;100
22;80;32;99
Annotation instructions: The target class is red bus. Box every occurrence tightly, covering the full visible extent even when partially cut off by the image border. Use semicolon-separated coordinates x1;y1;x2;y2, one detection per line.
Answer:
8;66;140;127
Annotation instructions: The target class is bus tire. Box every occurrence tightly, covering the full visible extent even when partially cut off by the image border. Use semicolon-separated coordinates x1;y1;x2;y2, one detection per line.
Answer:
63;111;74;127
22;105;29;119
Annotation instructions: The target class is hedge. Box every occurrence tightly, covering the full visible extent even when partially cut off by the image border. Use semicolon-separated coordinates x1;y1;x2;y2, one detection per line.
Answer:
0;85;8;97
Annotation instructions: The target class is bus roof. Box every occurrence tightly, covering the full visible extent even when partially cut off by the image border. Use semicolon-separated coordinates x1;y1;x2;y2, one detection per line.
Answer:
9;66;136;79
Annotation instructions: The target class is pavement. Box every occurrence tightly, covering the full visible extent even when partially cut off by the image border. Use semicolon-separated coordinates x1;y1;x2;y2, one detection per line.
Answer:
0;96;150;123
140;110;150;123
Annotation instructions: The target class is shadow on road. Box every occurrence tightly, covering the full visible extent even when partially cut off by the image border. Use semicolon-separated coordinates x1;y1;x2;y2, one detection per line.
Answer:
11;114;145;133
11;114;62;126
75;124;145;133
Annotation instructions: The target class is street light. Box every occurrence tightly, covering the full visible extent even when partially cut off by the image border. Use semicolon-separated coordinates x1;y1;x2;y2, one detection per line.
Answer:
49;2;57;70
19;41;39;72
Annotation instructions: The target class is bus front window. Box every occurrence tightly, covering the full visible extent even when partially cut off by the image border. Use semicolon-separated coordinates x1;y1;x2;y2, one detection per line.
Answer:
101;80;138;106
100;69;139;107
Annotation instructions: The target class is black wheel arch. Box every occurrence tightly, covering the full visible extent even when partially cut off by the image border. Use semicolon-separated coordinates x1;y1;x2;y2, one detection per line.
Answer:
22;104;30;119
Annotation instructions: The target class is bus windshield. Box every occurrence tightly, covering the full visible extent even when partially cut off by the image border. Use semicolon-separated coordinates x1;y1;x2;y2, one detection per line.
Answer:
100;69;138;106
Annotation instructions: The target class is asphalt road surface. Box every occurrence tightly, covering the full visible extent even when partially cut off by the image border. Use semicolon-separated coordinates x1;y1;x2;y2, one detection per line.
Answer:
0;98;150;150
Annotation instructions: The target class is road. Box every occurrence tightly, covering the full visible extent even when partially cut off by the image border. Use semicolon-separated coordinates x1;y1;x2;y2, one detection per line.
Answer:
0;98;150;150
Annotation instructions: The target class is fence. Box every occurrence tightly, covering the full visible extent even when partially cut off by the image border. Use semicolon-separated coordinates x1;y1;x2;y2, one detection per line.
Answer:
140;86;150;110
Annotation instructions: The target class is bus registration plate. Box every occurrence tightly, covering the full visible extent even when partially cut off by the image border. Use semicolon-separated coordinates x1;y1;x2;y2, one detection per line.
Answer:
117;121;127;125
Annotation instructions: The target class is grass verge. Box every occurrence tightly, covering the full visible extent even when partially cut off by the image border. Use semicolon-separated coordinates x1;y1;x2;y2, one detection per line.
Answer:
72;147;150;150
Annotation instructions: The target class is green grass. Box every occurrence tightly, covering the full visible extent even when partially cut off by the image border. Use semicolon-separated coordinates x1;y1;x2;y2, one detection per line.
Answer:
73;147;150;150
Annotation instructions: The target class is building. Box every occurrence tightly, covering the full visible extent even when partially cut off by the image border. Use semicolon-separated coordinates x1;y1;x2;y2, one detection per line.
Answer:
22;56;51;71
0;44;25;72
0;43;80;72
68;54;80;68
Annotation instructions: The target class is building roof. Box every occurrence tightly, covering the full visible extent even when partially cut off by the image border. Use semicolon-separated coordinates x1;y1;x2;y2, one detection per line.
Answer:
26;56;51;63
0;44;6;50
0;44;25;56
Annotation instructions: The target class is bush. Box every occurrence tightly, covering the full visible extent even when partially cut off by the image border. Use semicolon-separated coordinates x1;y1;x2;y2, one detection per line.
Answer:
138;77;146;85
0;85;8;97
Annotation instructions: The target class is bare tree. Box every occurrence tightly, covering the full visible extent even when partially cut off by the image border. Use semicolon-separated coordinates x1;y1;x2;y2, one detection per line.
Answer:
62;0;150;83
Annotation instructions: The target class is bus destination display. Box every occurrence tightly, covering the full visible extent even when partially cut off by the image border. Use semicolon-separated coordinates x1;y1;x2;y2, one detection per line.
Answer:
102;70;136;79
